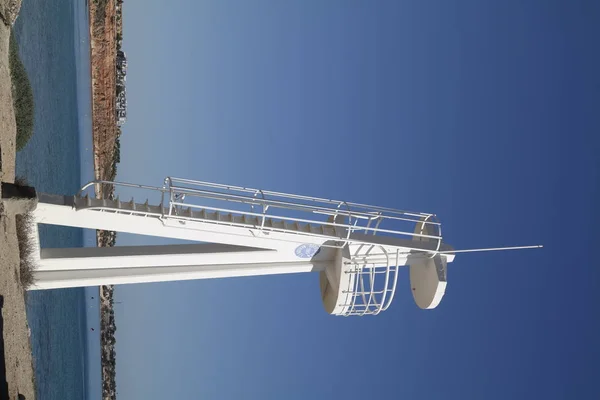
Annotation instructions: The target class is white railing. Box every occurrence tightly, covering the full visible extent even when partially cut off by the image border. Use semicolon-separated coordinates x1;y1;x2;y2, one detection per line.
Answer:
162;177;442;247
77;177;443;251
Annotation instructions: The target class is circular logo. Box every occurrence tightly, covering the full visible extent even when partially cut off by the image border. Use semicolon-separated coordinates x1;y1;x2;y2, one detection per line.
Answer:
295;243;321;259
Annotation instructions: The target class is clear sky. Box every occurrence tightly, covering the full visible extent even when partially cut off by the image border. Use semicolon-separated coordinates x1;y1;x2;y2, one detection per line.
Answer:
109;1;600;399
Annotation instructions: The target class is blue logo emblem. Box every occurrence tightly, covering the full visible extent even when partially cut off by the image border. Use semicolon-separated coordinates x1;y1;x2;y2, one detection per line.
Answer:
295;243;321;259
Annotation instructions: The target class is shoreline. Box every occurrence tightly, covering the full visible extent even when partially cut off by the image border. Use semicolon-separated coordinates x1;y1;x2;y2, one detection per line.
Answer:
88;1;120;399
0;1;36;399
89;0;118;188
0;0;119;398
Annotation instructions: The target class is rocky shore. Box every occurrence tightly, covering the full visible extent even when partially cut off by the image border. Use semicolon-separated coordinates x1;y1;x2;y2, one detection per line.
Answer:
89;0;121;399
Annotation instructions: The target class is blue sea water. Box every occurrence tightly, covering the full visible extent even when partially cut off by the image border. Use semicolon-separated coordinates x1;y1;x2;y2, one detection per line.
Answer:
12;0;100;399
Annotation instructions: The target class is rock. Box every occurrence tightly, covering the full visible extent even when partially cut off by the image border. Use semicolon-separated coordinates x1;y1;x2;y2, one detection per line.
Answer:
0;182;37;215
0;0;22;26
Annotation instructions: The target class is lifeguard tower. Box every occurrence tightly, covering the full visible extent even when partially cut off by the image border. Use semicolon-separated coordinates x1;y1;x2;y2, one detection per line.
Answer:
21;177;541;316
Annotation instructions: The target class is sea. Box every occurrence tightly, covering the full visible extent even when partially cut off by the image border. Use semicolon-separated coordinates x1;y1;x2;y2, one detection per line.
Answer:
12;0;101;399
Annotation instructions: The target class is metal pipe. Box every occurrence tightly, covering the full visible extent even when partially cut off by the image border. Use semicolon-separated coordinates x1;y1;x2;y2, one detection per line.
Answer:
438;245;543;254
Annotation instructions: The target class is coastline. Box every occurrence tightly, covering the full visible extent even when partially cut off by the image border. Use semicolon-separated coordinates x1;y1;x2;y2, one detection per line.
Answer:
0;0;119;398
88;1;120;399
0;1;36;398
88;0;118;188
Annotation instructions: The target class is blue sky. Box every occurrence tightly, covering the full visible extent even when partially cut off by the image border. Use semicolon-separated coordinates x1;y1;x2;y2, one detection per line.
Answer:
107;1;600;399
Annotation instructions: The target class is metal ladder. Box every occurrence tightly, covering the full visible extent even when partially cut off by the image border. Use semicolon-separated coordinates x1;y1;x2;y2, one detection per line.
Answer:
75;177;443;250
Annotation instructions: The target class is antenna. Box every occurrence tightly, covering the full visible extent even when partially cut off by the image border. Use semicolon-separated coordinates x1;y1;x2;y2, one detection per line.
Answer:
21;176;542;316
439;244;543;254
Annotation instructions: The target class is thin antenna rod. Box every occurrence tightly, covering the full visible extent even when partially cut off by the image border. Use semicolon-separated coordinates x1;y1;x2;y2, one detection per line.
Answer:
438;244;543;255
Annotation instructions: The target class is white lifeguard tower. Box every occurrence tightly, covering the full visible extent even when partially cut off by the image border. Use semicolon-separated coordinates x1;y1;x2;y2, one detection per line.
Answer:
25;177;541;316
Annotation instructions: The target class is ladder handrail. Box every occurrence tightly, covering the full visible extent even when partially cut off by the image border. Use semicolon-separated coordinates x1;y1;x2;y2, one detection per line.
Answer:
164;177;439;220
78;180;166;197
76;178;444;251
78;179;442;227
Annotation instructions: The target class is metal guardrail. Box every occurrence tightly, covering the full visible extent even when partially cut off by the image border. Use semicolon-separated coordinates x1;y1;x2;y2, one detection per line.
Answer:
77;177;444;250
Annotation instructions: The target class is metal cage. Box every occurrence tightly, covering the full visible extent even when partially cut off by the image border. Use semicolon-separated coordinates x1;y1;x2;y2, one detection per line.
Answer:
340;245;401;316
161;177;443;250
78;177;443;250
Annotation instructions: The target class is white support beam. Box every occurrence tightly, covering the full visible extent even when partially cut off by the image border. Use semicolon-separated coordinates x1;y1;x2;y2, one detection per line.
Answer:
37;243;338;271
30;260;330;290
33;200;325;252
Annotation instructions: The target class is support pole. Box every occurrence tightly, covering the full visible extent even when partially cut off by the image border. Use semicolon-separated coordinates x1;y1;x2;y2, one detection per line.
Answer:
30;260;330;290
37;243;276;271
33;199;307;252
36;242;339;271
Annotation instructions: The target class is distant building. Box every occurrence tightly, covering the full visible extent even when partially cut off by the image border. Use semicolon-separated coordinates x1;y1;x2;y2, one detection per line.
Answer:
117;109;126;126
116;51;127;125
117;51;127;70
